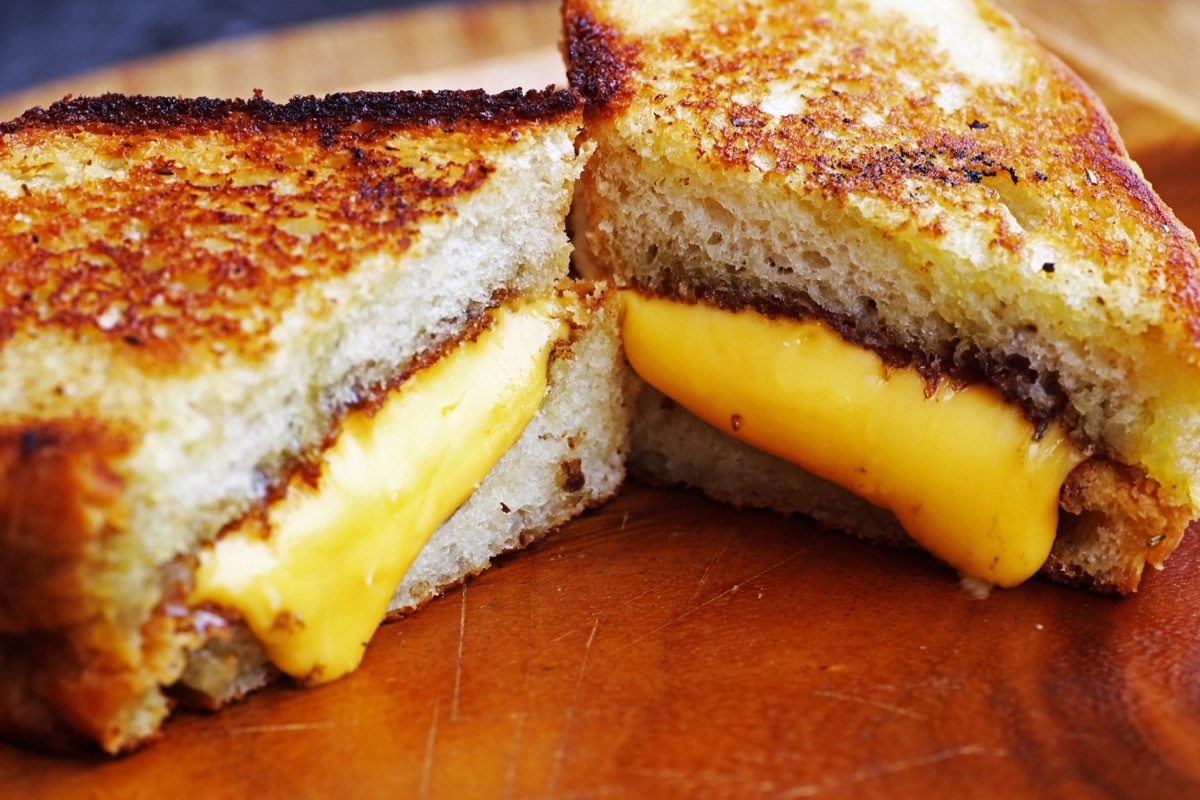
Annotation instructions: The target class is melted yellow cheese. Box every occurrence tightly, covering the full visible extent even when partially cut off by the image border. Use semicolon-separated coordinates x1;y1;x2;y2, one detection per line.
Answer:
190;300;568;683
621;291;1087;587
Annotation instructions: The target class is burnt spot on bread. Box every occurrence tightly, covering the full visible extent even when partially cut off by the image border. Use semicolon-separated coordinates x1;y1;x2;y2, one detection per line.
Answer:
559;458;586;493
0;90;580;364
0;89;581;138
563;4;640;114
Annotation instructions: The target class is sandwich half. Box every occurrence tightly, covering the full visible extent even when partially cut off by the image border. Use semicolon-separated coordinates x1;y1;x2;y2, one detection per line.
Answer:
0;90;629;753
564;0;1200;593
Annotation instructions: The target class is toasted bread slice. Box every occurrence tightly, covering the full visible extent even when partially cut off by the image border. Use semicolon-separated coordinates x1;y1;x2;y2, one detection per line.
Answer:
564;0;1200;592
0;90;629;753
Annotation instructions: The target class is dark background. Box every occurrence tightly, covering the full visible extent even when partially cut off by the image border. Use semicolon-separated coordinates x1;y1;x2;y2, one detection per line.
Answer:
0;0;466;96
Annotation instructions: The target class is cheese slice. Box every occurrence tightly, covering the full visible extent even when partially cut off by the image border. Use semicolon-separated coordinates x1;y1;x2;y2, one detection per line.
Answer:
190;299;569;683
621;291;1087;587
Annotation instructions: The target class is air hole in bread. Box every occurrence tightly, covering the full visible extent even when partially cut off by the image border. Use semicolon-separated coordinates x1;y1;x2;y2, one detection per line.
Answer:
847;294;880;331
800;250;832;271
702;196;736;229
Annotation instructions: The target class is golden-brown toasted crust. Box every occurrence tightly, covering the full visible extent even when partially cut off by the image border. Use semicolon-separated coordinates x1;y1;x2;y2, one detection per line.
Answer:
0;90;580;369
1;602;190;753
1053;458;1193;593
0;419;193;753
0;420;130;633
563;0;1200;342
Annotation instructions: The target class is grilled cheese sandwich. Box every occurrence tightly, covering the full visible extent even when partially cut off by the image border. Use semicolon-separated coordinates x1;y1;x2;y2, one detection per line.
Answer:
564;0;1200;592
0;90;630;753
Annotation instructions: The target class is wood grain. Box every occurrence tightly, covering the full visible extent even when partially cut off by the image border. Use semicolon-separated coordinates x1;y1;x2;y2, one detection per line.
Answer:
1;1;1199;798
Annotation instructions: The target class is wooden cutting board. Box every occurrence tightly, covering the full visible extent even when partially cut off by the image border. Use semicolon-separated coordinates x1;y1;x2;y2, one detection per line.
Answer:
3;2;1200;797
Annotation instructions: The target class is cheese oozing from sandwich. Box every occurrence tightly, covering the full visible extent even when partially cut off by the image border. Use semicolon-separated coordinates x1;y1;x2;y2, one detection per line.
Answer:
190;299;569;683
621;291;1087;587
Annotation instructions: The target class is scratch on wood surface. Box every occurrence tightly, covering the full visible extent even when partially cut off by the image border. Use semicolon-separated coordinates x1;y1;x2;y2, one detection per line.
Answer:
502;712;526;800
624;767;782;796
619;511;630;532
779;745;1010;798
620;569;690;609
424;564;703;712
692;545;728;599
545;618;600;797
531;571;691;652
419;700;441;800
229;721;339;735
452;582;468;723
612;551;802;656
811;690;927;721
